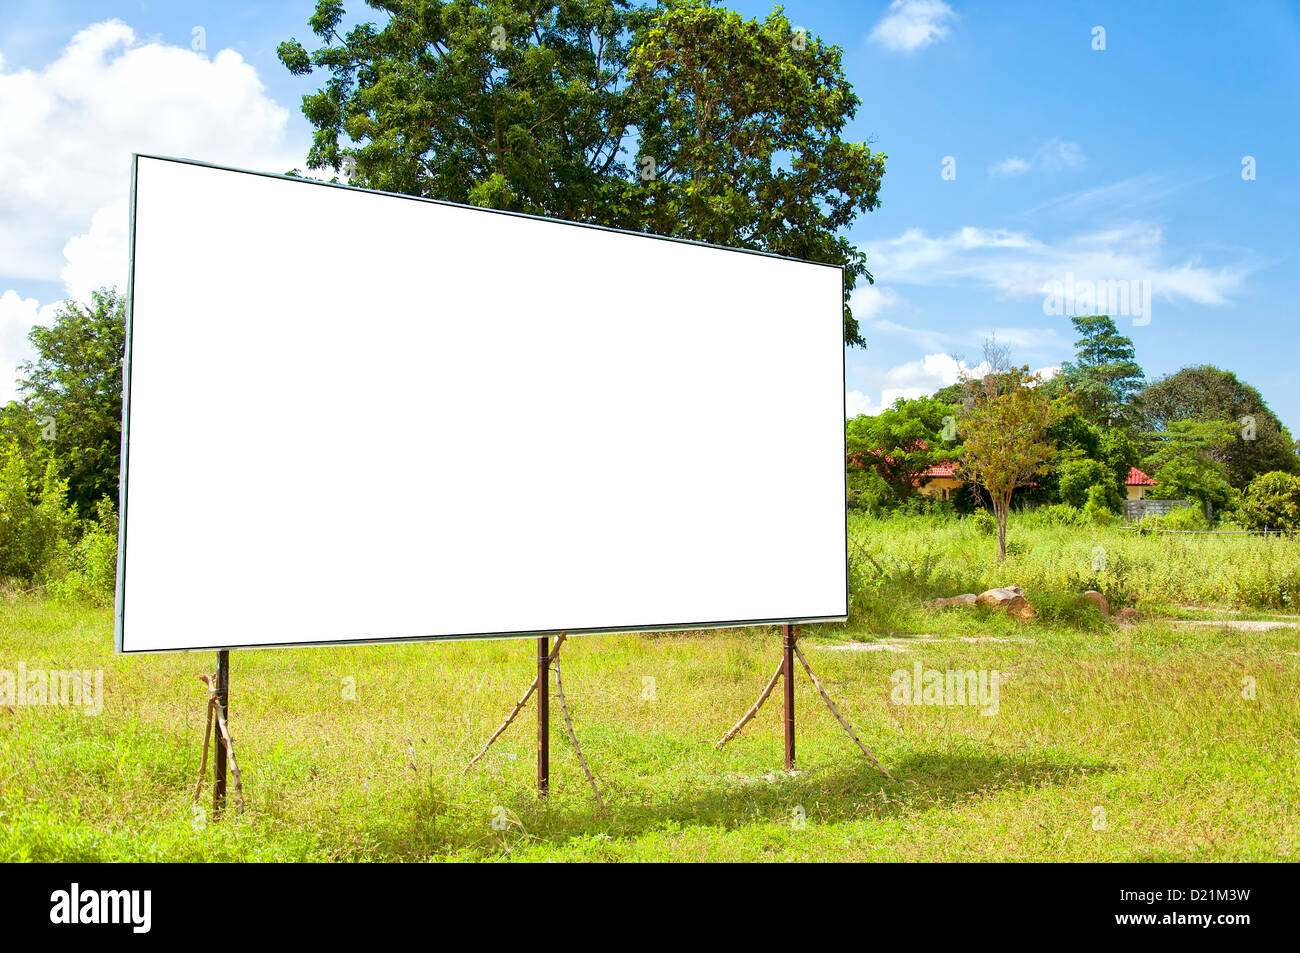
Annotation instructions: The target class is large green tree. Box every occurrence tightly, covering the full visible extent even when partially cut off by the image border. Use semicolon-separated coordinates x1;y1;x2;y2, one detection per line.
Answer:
1141;419;1235;512
1057;314;1144;427
956;364;1061;561
627;1;885;343
278;0;886;345
1139;365;1298;488
846;396;956;504
17;288;127;517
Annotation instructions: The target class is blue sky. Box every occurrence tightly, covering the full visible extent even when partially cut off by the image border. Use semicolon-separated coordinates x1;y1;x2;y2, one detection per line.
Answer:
2;1;1297;429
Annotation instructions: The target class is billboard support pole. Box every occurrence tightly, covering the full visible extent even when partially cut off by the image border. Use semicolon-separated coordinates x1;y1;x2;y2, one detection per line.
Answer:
537;636;550;797
782;625;796;770
213;649;229;817
715;625;891;778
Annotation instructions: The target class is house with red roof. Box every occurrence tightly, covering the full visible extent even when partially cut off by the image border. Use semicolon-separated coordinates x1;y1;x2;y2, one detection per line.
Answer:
916;462;1158;502
1124;466;1157;501
916;461;963;501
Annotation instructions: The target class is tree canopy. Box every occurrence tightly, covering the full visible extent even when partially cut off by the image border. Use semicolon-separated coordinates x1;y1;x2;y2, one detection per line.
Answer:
955;360;1061;560
17;288;126;518
1057;314;1144;427
1139;365;1298;488
846;397;955;504
278;0;886;344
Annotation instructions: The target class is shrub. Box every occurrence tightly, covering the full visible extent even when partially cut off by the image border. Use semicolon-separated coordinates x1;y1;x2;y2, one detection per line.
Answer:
1240;471;1300;531
1024;503;1084;527
1157;504;1210;531
48;497;119;603
1058;458;1114;508
967;509;997;536
0;442;77;582
1082;485;1118;525
1138;504;1209;532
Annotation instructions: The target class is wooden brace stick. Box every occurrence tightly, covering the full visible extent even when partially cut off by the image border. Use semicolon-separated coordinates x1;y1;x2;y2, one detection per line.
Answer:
552;651;605;813
464;634;568;773
194;673;246;813
714;657;786;750
192;679;215;806
792;642;892;779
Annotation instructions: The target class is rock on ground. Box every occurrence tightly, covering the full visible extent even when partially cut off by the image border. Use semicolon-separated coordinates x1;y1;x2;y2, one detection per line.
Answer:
1082;590;1110;617
976;586;1038;621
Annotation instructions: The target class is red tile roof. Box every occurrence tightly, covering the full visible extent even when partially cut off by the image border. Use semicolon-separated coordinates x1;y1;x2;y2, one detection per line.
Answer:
920;461;958;478
1126;466;1157;487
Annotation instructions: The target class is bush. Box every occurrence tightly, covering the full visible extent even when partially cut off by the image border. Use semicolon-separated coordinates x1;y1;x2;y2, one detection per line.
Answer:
1240;471;1300;531
1058;458;1115;508
1024;503;1085;527
1082;485;1118;525
0;441;77;583
1139;504;1209;532
967;509;997;536
48;497;119;603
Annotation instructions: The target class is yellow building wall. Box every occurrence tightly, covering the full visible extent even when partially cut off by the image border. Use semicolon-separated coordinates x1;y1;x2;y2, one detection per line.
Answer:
920;477;963;501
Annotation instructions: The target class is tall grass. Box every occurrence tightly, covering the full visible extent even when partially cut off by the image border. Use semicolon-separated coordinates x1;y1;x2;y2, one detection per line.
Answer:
846;512;1300;629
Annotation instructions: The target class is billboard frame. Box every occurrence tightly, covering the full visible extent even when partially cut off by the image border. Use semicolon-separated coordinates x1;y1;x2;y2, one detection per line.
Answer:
115;153;850;655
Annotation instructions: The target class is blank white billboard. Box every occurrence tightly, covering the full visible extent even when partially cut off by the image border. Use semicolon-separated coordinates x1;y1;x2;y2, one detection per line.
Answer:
117;155;847;653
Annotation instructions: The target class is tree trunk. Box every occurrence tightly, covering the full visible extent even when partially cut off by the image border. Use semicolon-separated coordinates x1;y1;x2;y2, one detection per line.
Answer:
995;494;1009;562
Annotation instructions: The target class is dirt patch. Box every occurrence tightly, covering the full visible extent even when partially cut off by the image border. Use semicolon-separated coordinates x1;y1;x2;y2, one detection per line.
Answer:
1173;619;1300;632
815;634;1029;653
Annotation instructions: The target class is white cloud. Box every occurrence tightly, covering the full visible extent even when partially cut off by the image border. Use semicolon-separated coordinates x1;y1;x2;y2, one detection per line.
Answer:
60;199;128;302
869;0;957;53
1040;137;1086;171
846;352;1064;418
988;138;1085;179
847;352;979;418
989;157;1031;178
0;291;60;403
0;20;296;283
846;390;880;417
0;19;306;400
850;283;900;320
865;222;1248;307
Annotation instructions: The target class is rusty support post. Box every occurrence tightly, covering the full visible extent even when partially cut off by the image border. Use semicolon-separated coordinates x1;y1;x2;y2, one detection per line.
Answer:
783;624;796;770
537;637;549;796
213;649;229;817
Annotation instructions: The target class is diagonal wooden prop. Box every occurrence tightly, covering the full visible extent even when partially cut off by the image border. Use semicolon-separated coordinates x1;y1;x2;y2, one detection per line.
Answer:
193;672;246;813
552;652;605;814
792;642;891;779
463;634;568;773
714;631;891;778
714;658;785;750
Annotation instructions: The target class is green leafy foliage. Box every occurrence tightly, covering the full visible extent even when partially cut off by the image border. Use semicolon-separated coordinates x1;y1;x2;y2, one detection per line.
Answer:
279;0;886;345
1056;314;1145;427
0;440;77;583
1239;471;1300;531
956;365;1061;560
17;288;126;518
1143;419;1235;510
1082;484;1118;525
1140;365;1299;488
846;397;957;504
1139;504;1209;532
48;497;119;603
1057;458;1112;508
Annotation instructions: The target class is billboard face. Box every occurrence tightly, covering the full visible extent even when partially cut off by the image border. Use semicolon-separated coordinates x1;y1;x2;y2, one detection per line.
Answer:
117;155;847;652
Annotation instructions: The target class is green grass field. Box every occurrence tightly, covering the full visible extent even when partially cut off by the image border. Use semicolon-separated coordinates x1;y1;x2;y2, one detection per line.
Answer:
2;519;1298;861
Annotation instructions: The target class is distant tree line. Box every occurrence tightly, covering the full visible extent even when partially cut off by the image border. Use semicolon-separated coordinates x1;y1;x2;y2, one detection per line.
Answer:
848;314;1300;556
1;289;123;596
